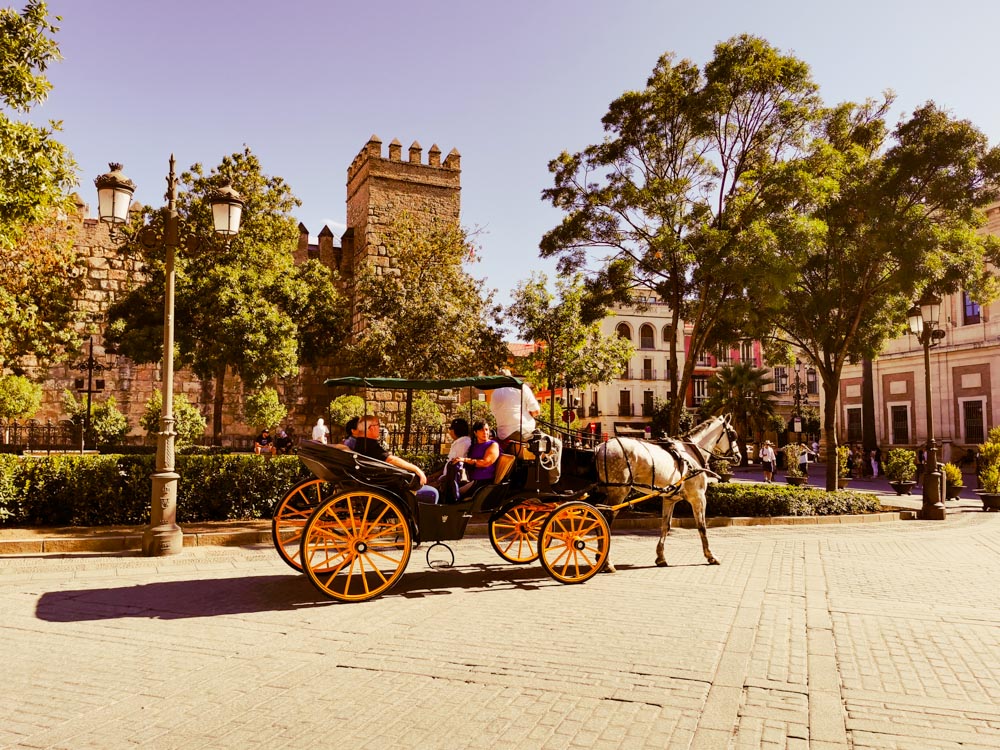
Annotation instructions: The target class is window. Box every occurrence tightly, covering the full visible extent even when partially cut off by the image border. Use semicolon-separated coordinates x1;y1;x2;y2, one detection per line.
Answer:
639;324;655;349
589;390;599;418
616;323;632;341
774;367;788;394
961;399;985;444
642;358;654;380
963;291;981;325
740;341;753;363
618;390;632;417
846;407;863;443
642;391;654;416
692;376;708;405
662;325;672;344
807;368;818;396
889;404;909;444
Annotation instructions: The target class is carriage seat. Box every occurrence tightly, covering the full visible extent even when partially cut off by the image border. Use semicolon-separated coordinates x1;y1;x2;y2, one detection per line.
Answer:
298;440;418;494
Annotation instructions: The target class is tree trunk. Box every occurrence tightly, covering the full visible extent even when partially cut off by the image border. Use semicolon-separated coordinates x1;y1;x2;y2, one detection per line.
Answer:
823;378;839;491
212;364;226;445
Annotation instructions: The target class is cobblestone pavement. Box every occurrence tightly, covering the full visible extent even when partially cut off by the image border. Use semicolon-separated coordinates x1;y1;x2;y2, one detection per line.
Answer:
2;514;998;749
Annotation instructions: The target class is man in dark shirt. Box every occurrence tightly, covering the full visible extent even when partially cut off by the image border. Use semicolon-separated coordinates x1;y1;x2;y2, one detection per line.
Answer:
335;415;439;504
254;429;274;455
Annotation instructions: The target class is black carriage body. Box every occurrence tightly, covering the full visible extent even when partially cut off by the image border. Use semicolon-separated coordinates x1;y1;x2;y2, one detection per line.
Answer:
297;440;477;544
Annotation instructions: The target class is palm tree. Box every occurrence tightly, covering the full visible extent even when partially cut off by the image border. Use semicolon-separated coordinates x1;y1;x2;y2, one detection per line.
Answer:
703;363;779;464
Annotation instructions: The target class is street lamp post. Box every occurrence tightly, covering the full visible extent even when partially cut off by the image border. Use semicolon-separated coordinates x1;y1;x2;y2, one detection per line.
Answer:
71;336;117;451
908;292;947;521
791;358;809;437
95;159;243;556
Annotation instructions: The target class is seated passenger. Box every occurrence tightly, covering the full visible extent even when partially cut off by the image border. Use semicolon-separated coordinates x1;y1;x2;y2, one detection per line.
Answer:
457;420;500;499
342;416;361;450
254;429;275;456
429;417;471;488
333;415;440;504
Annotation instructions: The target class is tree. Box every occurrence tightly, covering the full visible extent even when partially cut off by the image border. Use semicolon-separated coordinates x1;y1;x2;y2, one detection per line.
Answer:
0;2;81;367
540;35;820;433
106;147;350;442
350;212;507;378
0;374;41;419
767;99;1000;490
140;390;207;448
328;395;366;433
506;273;634;425
349;212;508;445
243;387;287;431
702;362;778;462
62;391;130;448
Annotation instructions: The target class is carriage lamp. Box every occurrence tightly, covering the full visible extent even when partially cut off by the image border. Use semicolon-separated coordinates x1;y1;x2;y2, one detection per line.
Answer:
907;291;947;520
95;158;243;556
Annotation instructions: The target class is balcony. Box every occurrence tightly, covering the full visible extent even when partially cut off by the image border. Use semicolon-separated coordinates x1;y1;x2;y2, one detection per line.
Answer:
641;368;656;380
588;404;599;418
618;405;635;417
641;403;654;417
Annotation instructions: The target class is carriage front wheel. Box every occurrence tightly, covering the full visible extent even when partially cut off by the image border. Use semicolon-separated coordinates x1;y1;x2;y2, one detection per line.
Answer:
271;478;333;571
299;488;412;602
488;498;558;564
537;502;610;584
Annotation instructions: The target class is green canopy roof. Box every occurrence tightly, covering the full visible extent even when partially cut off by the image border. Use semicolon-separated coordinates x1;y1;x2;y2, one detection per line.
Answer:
323;375;523;391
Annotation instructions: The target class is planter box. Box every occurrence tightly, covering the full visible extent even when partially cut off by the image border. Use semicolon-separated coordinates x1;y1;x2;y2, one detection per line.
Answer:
889;480;917;496
785;476;807;486
975;490;1000;512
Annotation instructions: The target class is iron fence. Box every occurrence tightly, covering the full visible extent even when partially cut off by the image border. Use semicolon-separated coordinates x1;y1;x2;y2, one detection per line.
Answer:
0;419;81;453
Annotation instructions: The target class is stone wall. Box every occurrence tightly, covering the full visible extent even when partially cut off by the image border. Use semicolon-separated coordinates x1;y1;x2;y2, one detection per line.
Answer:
21;136;463;445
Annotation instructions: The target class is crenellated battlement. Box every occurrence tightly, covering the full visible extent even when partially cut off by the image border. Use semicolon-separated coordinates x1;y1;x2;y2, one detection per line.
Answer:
347;134;461;185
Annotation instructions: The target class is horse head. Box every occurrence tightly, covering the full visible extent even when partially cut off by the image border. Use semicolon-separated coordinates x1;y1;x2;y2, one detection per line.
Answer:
718;414;741;465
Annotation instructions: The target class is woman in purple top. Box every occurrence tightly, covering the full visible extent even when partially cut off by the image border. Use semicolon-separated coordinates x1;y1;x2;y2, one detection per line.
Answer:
460;421;500;496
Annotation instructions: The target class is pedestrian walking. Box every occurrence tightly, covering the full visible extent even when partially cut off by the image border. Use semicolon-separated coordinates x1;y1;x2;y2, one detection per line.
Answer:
759;440;776;483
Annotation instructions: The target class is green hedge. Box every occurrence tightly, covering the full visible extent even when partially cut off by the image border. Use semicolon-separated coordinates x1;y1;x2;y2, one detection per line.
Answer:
636;482;882;517
0;454;307;527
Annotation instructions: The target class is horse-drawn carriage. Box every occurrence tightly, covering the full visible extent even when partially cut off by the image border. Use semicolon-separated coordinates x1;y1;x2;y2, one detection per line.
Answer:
271;375;740;602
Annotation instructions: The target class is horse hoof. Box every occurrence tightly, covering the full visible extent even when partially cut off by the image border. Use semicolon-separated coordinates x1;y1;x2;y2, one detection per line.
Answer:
708;557;720;565
655;559;668;567
602;563;617;574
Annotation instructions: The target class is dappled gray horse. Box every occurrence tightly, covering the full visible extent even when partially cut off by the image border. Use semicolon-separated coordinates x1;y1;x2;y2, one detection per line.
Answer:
596;415;740;571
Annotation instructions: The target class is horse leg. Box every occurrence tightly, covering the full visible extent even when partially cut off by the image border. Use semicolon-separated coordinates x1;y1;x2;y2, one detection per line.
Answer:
655;496;675;567
689;489;719;565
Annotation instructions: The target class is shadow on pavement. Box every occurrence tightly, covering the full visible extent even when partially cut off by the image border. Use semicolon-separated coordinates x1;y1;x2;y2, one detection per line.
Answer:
35;574;329;622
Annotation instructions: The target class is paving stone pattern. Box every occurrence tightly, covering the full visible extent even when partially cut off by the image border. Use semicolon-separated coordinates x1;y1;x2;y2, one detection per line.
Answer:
1;515;998;749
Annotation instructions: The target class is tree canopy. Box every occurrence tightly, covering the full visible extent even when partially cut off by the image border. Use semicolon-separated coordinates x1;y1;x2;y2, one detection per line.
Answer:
506;273;634;425
767;98;1000;489
0;1;81;367
540;35;820;432
349;212;507;379
106;147;350;441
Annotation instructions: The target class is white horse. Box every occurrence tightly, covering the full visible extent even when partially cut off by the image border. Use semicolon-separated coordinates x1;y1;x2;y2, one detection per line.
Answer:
595;415;741;571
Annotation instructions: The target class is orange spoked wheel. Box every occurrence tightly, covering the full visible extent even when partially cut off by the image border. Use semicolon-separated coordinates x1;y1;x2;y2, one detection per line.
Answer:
299;489;412;602
489;499;555;564
537;502;610;585
271;478;333;572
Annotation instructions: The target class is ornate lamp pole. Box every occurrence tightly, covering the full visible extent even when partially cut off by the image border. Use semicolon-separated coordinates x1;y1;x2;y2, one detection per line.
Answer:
95;159;244;556
907;292;947;521
71;336;117;451
791;358;809;437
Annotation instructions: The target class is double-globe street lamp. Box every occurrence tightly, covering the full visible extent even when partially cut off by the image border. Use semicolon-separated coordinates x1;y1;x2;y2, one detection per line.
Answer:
790;358;810;436
907;291;947;521
95;158;244;556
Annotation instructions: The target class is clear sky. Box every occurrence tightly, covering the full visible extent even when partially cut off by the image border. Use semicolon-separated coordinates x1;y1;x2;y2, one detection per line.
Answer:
34;0;1000;307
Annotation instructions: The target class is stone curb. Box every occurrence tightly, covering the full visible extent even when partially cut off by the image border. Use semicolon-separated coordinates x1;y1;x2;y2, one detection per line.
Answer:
0;512;909;556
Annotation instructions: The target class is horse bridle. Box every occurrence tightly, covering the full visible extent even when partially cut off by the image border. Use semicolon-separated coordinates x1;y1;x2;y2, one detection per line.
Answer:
718;416;741;461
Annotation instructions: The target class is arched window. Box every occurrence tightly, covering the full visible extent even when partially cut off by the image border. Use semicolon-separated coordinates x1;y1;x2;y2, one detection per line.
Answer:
662;325;672;344
616;323;632;341
639;324;655;349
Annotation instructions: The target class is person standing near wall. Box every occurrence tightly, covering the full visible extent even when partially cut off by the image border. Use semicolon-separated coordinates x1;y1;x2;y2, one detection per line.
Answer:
312;418;329;444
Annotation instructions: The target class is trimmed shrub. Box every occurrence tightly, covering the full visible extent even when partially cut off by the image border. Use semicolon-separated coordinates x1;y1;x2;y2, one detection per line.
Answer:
0;453;307;527
648;482;883;518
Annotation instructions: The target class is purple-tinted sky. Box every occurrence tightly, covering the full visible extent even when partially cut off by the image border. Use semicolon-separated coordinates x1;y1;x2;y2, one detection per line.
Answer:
34;0;1000;305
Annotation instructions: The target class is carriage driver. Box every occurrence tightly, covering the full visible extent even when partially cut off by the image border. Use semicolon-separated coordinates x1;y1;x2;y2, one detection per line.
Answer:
333;415;440;504
491;370;562;485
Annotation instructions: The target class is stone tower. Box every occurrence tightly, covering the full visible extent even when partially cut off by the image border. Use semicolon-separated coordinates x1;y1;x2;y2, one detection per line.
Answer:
344;135;462;286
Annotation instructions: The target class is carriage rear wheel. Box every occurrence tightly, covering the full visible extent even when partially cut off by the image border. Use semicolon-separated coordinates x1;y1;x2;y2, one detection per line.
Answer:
488;499;557;564
537;502;610;585
299;488;412;602
271;478;332;571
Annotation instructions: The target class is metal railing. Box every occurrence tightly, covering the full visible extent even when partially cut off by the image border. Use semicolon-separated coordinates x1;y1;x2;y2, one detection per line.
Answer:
0;419;80;453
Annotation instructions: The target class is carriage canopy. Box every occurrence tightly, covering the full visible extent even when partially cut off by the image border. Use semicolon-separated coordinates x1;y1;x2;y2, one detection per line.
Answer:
324;375;523;391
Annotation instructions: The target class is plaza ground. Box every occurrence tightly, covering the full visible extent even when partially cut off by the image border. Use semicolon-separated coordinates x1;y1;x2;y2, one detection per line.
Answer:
1;470;998;749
